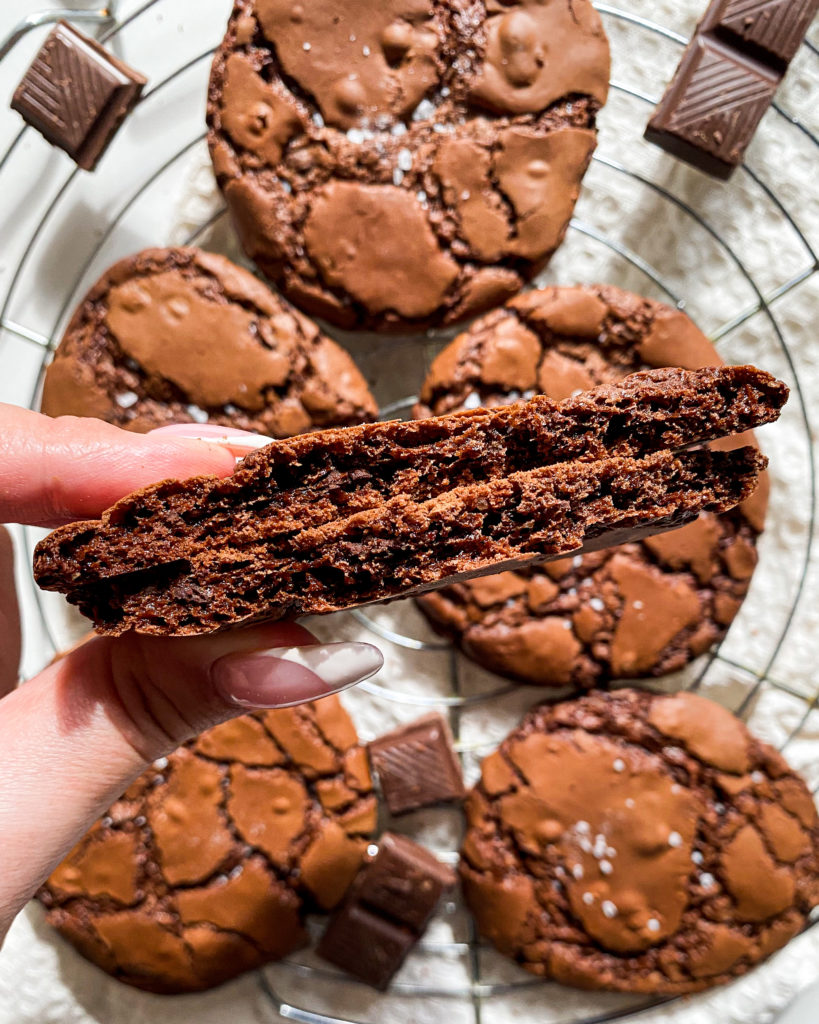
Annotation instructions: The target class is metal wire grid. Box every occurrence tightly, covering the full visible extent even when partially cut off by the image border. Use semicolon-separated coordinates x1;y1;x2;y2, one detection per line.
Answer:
0;2;817;1022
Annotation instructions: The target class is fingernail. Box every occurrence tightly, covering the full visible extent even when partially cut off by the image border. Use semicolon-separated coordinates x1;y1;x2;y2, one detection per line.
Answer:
149;424;271;457
212;642;384;709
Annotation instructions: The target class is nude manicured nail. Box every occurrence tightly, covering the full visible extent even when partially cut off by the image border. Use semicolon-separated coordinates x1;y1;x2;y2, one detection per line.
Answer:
212;642;384;708
149;423;271;457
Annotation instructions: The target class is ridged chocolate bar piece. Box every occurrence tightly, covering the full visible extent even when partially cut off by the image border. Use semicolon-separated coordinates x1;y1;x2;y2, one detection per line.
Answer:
645;35;780;179
368;714;466;815
645;0;817;178
317;833;455;989
700;0;819;69
11;21;145;171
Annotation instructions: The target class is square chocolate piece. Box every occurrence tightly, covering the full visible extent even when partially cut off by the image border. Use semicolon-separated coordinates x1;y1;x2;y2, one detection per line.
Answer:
368;713;466;815
12;21;146;171
645;35;780;179
316;902;415;991
353;832;457;932
699;0;819;70
317;833;456;990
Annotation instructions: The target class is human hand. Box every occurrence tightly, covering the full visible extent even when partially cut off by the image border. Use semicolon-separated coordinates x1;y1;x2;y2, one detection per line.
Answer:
0;405;382;942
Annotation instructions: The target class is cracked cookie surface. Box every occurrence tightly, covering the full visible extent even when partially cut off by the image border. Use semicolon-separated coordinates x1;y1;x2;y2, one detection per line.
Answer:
41;247;377;436
207;0;610;331
460;689;819;993
415;284;769;688
38;696;376;993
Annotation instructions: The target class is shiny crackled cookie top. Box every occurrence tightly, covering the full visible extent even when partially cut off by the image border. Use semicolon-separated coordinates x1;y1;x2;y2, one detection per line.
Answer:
39;697;376;994
252;0;609;128
41;247;377;436
461;689;819;994
415;283;768;689
207;0;610;331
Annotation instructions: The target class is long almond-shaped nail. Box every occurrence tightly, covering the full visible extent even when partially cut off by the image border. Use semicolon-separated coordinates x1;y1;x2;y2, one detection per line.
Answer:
212;642;384;708
149;423;271;457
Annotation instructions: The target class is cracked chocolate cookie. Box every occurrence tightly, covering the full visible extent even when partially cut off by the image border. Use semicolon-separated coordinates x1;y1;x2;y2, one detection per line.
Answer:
38;696;376;993
206;0;610;331
41;247;377;436
33;365;782;635
461;689;819;993
415;284;769;688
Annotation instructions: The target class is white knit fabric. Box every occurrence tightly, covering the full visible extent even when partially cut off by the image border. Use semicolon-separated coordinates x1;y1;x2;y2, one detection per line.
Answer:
1;0;817;1021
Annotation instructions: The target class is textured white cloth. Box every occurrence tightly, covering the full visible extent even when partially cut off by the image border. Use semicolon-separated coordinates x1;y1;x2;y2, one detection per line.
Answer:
1;0;818;1022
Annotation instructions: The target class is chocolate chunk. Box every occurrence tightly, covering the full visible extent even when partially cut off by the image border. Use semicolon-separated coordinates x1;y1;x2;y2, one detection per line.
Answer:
317;832;455;989
645;36;779;179
368;713;465;815
11;21;146;171
351;833;456;931
700;0;819;70
317;903;416;990
644;0;818;179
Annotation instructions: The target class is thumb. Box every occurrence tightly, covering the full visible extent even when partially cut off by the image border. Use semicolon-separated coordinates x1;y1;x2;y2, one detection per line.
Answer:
0;626;382;938
95;624;383;760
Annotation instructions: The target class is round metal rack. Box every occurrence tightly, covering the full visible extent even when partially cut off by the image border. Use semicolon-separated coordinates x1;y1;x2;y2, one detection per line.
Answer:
0;2;817;1023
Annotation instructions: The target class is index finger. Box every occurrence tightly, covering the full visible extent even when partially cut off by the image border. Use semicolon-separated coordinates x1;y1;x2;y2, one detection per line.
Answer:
0;404;237;527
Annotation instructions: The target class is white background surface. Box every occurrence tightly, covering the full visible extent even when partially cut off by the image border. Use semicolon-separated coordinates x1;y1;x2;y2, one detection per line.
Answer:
0;1;818;1023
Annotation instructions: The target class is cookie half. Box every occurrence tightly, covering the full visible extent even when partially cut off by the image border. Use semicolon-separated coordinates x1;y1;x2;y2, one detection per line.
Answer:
460;689;819;994
207;0;610;331
41;247;377;436
33;364;781;635
415;284;769;687
39;696;376;993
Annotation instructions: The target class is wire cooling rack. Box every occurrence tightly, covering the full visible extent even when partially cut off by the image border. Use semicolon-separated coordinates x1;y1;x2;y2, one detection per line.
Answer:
0;2;817;1023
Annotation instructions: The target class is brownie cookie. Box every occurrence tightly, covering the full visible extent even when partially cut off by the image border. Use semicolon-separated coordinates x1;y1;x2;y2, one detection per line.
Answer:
461;689;819;993
39;696;376;993
34;367;782;635
206;0;610;331
41;247;377;436
415;284;770;688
